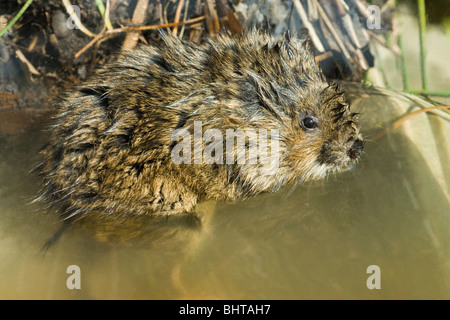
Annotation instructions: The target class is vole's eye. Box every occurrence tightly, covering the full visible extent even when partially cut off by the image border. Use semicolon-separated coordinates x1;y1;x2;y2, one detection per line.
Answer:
301;116;319;130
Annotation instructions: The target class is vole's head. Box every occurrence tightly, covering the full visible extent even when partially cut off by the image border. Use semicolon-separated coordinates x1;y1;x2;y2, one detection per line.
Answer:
283;83;363;182
185;30;363;192
227;31;364;183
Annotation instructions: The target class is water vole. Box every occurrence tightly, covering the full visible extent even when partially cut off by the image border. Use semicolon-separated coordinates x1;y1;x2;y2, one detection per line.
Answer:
37;30;363;220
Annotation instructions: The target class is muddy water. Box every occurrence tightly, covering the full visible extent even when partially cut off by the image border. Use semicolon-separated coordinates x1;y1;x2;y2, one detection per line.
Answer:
0;83;449;299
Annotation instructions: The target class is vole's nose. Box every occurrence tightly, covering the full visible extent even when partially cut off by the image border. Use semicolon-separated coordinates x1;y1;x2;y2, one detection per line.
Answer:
348;139;363;159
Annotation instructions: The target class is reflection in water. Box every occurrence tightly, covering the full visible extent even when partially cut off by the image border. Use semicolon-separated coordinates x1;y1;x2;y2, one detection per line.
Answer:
0;84;449;299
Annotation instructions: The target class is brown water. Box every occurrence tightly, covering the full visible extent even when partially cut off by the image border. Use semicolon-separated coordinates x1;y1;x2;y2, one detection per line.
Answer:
0;84;449;299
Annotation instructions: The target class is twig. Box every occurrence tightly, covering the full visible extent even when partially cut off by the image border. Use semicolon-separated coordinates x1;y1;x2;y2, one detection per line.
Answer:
74;16;206;58
172;0;186;37
338;5;362;48
15;49;40;75
381;0;395;14
351;0;370;20
74;29;106;59
336;0;369;69
204;0;220;37
27;34;39;51
122;0;149;51
163;0;170;28
105;0;112;30
371;106;450;141
312;0;350;59
314;51;333;62
156;0;163;25
95;0;113;30
179;0;190;39
216;0;242;34
291;0;325;52
107;16;205;34
61;0;96;37
74;0;110;58
0;0;33;37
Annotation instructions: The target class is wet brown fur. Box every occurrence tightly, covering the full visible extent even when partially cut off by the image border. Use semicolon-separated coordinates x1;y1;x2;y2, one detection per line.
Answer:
37;30;363;220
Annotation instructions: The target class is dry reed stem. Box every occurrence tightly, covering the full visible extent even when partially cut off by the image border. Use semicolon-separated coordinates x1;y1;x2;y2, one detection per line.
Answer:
371;106;450;141
172;0;185;37
292;0;325;52
15;49;40;75
74;16;206;58
122;0;150;51
61;0;96;37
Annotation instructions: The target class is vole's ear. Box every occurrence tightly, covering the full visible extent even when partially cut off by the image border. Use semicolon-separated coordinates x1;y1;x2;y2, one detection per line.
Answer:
272;32;294;59
296;27;317;62
299;35;325;82
302;37;314;56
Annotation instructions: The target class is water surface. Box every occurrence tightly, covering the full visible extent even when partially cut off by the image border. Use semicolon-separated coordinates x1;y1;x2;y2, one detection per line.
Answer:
0;84;449;299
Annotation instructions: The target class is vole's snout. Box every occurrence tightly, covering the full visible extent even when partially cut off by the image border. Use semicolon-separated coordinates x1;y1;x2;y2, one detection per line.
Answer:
348;139;364;160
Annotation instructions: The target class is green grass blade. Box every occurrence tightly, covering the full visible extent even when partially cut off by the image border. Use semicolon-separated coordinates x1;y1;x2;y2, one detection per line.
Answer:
0;0;34;38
